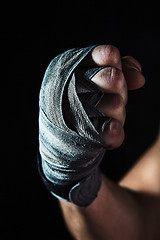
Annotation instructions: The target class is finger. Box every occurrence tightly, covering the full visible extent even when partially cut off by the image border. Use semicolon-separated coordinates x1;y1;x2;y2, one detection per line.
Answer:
87;45;122;70
92;67;128;105
97;94;126;126
123;67;145;90
122;56;146;90
122;56;142;72
102;119;125;150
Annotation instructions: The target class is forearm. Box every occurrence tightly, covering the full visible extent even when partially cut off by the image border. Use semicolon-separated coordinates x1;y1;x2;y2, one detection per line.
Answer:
59;173;147;240
59;133;160;240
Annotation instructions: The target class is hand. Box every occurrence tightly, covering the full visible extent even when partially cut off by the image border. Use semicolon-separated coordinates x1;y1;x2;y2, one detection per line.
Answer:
88;45;145;150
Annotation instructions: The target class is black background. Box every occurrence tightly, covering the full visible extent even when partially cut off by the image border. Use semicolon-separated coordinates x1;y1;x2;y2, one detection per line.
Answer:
1;4;160;239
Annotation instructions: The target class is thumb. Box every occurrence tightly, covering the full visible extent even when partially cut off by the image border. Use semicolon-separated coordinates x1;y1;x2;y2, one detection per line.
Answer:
122;56;146;90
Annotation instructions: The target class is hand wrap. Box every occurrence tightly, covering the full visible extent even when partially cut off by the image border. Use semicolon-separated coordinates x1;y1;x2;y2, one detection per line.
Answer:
38;46;110;207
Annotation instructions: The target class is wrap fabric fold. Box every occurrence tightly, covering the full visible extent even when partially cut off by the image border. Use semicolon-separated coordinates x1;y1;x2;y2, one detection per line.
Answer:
38;45;110;207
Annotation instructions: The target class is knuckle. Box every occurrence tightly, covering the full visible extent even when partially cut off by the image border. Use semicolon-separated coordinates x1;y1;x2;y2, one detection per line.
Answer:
93;67;113;88
110;120;123;136
110;69;127;99
105;45;120;62
96;67;126;92
111;67;123;82
105;44;119;56
100;67;112;79
114;95;124;109
110;68;124;90
91;44;121;67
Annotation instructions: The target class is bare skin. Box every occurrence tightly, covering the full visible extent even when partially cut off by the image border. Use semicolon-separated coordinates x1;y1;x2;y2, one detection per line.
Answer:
59;45;160;240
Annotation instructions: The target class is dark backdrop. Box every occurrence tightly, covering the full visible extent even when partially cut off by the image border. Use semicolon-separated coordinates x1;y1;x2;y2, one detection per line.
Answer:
1;4;160;239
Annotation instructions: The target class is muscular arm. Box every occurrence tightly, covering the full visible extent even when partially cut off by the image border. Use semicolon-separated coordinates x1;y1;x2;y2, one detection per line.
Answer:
58;46;160;240
59;135;160;240
59;175;145;240
120;133;160;195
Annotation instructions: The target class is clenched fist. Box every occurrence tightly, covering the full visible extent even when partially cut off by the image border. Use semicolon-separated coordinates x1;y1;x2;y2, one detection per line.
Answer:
85;45;145;149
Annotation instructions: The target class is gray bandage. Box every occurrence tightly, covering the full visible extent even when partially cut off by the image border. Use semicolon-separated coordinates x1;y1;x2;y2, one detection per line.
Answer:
38;46;110;207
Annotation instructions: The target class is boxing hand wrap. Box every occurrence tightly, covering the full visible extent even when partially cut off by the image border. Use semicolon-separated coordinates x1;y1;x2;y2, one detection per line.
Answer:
38;46;110;207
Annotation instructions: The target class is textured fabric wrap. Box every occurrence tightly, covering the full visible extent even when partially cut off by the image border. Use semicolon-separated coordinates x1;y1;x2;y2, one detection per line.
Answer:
38;45;110;207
